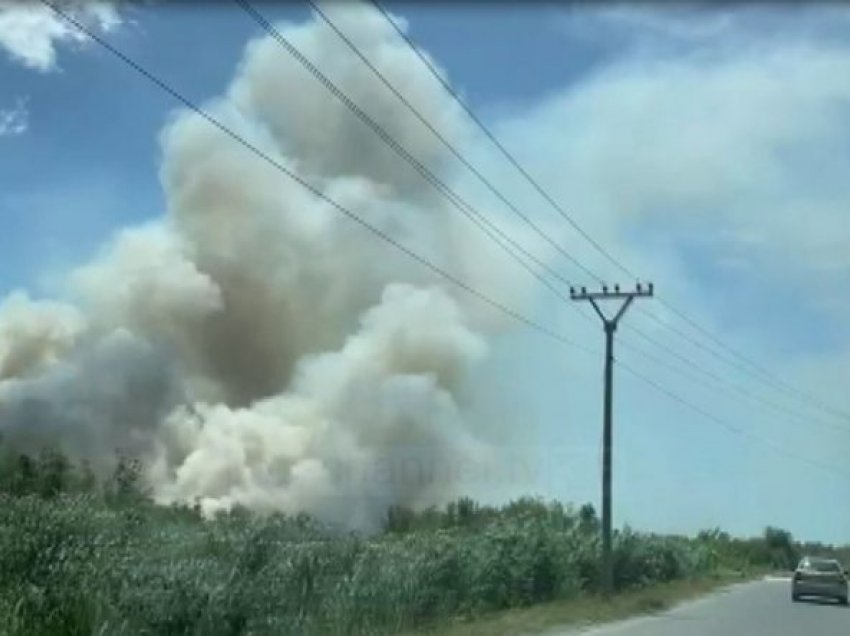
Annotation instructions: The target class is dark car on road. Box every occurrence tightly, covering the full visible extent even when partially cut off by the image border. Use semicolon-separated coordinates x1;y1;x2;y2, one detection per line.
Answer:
791;557;848;605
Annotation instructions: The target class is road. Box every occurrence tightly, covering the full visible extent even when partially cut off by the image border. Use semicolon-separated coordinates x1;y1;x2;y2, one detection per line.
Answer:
546;577;849;636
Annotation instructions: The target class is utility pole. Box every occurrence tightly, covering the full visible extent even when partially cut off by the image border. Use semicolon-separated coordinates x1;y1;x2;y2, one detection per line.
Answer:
570;282;654;597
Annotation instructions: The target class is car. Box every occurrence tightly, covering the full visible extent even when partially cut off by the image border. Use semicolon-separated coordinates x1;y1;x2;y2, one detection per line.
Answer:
791;557;848;604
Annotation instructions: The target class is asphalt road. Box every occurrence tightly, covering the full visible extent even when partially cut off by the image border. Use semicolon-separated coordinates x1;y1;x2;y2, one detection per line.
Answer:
547;577;849;636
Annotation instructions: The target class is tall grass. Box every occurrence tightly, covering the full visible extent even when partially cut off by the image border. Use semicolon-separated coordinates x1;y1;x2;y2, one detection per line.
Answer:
0;450;839;635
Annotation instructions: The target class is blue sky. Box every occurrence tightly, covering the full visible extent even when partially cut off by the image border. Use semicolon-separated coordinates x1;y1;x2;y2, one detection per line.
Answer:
1;1;849;542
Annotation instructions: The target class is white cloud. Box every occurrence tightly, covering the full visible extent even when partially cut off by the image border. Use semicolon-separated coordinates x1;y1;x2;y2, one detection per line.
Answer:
0;0;121;71
0;97;27;135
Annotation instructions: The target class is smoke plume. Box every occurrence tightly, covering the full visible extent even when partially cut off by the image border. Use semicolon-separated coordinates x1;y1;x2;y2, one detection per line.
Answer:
0;3;529;529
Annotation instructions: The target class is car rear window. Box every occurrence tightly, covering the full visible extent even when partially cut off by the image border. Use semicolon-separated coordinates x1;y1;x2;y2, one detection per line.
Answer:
809;559;841;573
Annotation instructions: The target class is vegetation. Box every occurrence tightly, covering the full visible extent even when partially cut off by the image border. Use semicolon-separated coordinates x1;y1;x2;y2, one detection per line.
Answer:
416;572;754;636
0;448;846;635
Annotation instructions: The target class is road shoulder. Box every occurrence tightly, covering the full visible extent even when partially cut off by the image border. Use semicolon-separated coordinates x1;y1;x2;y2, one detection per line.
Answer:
411;570;767;636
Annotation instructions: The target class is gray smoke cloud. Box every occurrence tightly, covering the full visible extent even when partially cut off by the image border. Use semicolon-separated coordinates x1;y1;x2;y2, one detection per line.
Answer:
0;3;531;529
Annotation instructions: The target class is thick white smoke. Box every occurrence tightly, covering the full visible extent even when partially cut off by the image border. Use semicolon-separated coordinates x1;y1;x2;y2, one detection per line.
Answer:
149;283;489;528
0;3;530;529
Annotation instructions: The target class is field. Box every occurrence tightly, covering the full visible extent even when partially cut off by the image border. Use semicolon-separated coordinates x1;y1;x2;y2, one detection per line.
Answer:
0;451;843;635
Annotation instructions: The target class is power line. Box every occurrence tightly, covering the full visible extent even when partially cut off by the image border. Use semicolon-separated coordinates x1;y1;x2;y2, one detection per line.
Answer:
620;323;850;435
37;0;596;361
653;297;850;423
544;276;850;437
233;0;647;345
616;330;850;438
237;0;850;477
368;0;850;424
631;304;785;393
237;0;850;458
566;292;824;441
230;0;585;308
251;0;602;285
367;0;628;282
311;0;850;428
617;358;850;479
41;0;848;483
306;0;850;441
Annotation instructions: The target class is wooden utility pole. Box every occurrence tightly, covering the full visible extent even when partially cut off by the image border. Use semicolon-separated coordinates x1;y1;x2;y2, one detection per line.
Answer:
570;282;654;597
